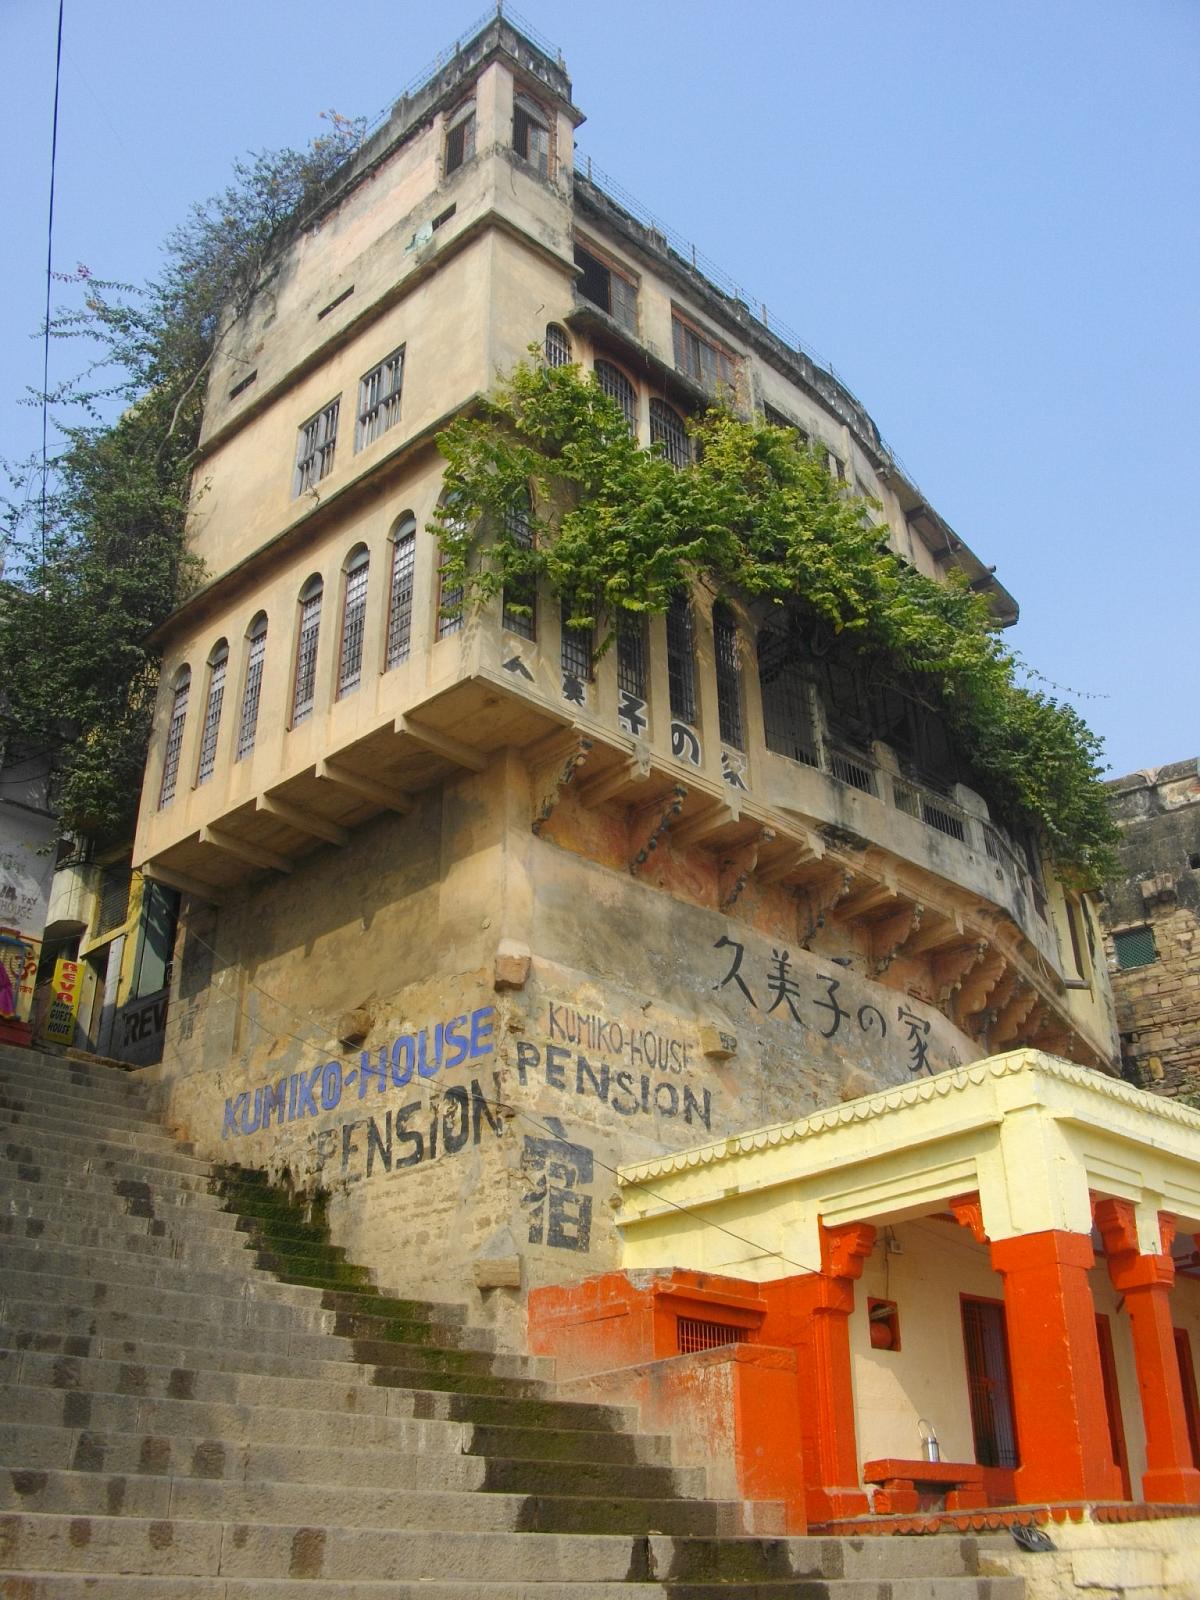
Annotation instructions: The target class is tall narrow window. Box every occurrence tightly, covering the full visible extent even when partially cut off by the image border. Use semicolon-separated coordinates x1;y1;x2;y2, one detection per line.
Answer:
672;314;735;392
560;594;592;683
501;493;537;640
158;667;190;809
385;517;417;669
544;323;572;368
436;548;463;640
575;244;637;331
666;590;697;726
236;613;268;760
291;576;323;725
356;347;404;450
961;1297;1019;1469
713;603;744;749
294;398;340;496
195;640;229;784
649;399;689;469
337;546;370;697
513;94;551;178
444;100;475;174
758;628;818;767
594;360;636;432
617;613;648;700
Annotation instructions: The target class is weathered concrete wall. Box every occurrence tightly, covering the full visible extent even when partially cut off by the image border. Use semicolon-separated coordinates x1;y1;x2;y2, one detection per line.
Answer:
144;754;992;1346
1101;760;1200;1098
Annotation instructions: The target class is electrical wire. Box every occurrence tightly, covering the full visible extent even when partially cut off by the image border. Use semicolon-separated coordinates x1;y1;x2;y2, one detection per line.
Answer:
158;880;822;1276
40;0;66;569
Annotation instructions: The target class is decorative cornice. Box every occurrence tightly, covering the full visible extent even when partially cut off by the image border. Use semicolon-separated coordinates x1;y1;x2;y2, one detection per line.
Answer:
617;1050;1200;1188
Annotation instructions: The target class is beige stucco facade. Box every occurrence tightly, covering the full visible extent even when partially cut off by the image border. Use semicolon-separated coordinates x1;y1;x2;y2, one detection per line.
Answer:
133;18;1121;1334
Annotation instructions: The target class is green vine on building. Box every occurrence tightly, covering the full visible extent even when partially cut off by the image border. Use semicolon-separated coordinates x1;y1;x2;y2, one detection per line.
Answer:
433;357;1117;885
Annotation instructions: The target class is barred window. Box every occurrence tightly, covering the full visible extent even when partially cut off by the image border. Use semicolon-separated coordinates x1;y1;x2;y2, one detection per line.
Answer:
1113;926;1157;970
666;589;697;725
617;612;648;700
236;614;268;761
158;667;190;809
195;640;229;785
356;347;404;451
445;100;475;174
575;244;637;331
513;94;551;178
291;576;323;725
385;518;417;669
594;360;636;431
436;548;463;640
713;603;744;750
672;314;736;393
560;594;593;682
95;859;132;938
544;322;572;368
501;493;537;640
758;628;818;767
337;546;370;697
649;399;689;469
294;398;340;496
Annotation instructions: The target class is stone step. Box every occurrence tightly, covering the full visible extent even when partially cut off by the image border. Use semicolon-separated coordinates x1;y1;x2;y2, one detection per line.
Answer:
0;1516;1018;1589
0;1104;196;1157
0;1297;339;1351
0;1215;261;1268
0;1179;237;1229
1;1127;214;1180
0;1467;755;1539
0;1580;1026;1600
0;1061;149;1112
0;1159;215;1200
0;1087;166;1134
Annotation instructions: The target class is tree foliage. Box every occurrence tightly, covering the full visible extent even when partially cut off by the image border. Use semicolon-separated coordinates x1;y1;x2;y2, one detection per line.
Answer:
0;115;363;840
433;357;1116;883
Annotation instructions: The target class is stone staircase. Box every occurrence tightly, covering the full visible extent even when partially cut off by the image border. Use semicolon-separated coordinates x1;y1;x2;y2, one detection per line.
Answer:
0;1044;1022;1597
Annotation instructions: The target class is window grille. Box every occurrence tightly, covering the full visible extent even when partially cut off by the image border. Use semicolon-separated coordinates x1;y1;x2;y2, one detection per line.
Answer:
501;496;537;639
666;590;697;725
672;315;735;392
95;860;132;938
445;102;475;173
1113;926;1157;970
758;629;818;767
575;245;637;331
712;603;744;749
356;348;404;450
677;1316;742;1354
236;616;268;760
513;95;551;178
649;398;689;469
560;595;592;681
544;323;572;368
436;546;463;639
617;613;648;700
294;398;339;496
337;549;370;697
984;828;1002;863
195;644;228;784
893;777;921;819
594;360;636;431
158;670;190;808
385;522;417;668
829;748;876;796
961;1298;1019;1469
291;580;322;724
922;797;967;843
763;403;808;445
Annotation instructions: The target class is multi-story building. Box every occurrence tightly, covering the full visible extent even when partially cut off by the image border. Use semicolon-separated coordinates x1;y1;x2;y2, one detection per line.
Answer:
1101;758;1200;1098
125;15;1200;1524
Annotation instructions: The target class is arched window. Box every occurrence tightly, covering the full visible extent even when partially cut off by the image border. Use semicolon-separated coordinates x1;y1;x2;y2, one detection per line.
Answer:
513;93;551;178
666;590;696;725
195;640;229;784
757;627;817;767
385;516;417;669
236;613;268;760
291;575;323;725
649;399;689;469
544;323;572;369
594;360;636;432
336;545;370;698
501;491;536;640
158;666;191;809
445;99;475;175
712;603;744;749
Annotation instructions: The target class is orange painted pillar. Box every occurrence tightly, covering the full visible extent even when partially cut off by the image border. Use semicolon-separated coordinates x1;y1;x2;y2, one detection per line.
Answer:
989;1230;1123;1503
1094;1200;1200;1506
762;1221;874;1522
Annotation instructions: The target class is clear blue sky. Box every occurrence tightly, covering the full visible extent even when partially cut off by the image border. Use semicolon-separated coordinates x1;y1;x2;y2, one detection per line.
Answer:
4;0;1197;779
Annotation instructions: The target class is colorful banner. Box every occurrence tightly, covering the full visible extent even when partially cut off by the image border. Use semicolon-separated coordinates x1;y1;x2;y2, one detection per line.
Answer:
0;927;41;1028
40;958;83;1045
